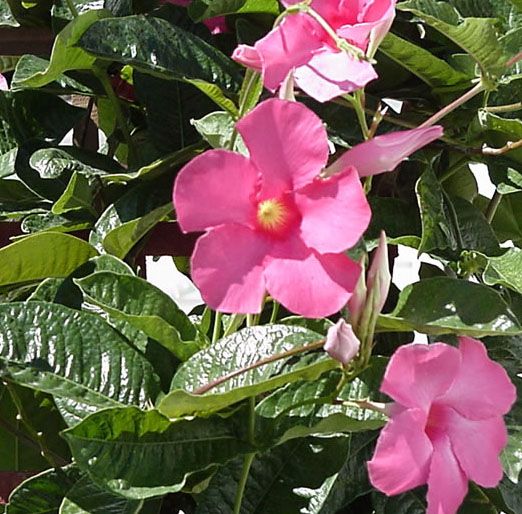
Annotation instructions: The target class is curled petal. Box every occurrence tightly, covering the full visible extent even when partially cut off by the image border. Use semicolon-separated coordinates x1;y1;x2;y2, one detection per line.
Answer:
264;237;360;318
191;225;268;313
325;126;443;177
381;343;461;411
232;45;263;72
173;150;258;232
440;336;517;420
295;166;371;253
368;408;433;495
426;435;468;514
324;319;360;364
237;98;329;196
294;49;378;103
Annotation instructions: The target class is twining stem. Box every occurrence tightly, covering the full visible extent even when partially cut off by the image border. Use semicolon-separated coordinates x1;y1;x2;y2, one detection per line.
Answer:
485;191;502;223
485;102;522;113
65;0;79;17
419;82;486;128
483;138;522;156
345;92;370;140
339;398;389;415
232;396;256;514
93;67;138;164
193;340;325;395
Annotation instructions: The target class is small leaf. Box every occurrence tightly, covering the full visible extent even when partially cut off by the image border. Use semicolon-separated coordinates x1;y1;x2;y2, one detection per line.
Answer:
483;248;522;294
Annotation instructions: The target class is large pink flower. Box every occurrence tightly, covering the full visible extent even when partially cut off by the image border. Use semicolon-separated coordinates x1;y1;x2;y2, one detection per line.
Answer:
161;0;228;34
368;337;516;514
232;0;396;102
173;98;371;317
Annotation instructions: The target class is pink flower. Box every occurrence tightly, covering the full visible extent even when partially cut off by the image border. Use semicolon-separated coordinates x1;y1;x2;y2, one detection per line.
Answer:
0;74;8;91
232;0;396;102
324;125;444;177
173;98;371;317
324;319;360;364
161;0;228;34
368;337;516;514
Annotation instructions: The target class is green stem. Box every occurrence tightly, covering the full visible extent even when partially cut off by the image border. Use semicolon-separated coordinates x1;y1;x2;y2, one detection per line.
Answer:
269;301;280;323
93;67;138;163
345;92;370;140
485;190;502;223
65;0;79;17
212;311;223;344
233;397;256;514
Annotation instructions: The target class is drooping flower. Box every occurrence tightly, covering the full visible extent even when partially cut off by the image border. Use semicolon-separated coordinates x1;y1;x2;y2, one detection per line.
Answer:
368;337;516;514
324;125;444;177
0;74;8;91
173;98;371;318
324;319;360;365
233;0;397;102
161;0;228;34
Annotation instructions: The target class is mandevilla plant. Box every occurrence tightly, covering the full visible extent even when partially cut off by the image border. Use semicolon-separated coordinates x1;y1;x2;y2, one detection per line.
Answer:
0;0;521;512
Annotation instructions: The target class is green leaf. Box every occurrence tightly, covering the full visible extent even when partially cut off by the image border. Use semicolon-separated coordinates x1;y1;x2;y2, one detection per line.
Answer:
372;488;426;514
500;474;522;514
5;467;81;514
75;271;201;360
189;0;278;21
90;181;172;259
0;302;161;419
0;232;97;287
18;10;111;89
52;173;97;217
63;406;252;499
399;0;509;76
483;248;522;294
185;79;238;117
196;436;352;514
379;32;471;88
79;15;241;92
477;192;522;246
192;111;236;149
159;325;335;418
378;277;522;336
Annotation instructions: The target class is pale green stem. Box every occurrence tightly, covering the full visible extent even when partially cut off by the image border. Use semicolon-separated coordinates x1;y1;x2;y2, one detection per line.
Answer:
211;311;223;344
485;101;522;113
419;82;486;128
345;92;370;140
65;0;79;17
269;301;280;324
485;191;502;223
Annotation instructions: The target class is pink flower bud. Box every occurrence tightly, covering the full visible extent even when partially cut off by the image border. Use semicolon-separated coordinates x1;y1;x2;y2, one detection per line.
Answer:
0;74;7;91
366;231;391;314
347;257;367;329
324;319;361;365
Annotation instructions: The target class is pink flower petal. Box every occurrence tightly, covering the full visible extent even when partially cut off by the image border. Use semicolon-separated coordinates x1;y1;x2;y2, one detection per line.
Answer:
0;74;8;91
442;405;507;488
236;99;329;196
426;434;468;514
325;126;443;177
264;236;360;317
232;45;263;72
324;319;360;364
295;166;371;253
204;16;228;34
253;13;324;92
368;408;433;495
173;150;258;232
440;336;517;420
191;225;268;314
294;49;378;103
381;343;461;410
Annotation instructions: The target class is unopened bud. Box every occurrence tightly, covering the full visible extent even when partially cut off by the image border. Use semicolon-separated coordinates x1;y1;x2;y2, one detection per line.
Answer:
366;231;391;315
324;319;361;365
347;258;367;329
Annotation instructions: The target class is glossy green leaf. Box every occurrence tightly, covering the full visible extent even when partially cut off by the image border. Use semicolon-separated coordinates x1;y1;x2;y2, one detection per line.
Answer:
372;488;426;514
478;192;522;246
18;10;111;89
79;15;241;91
378;277;522;336
185;79;238;117
90;181;172;259
75;271;201;360
379;32;471;88
0;302;161;419
63;406;252;499
0;232;97;287
159;325;335;418
189;0;278;21
192;111;235;149
52;172;97;217
196;436;351;514
483;248;522;294
399;0;509;76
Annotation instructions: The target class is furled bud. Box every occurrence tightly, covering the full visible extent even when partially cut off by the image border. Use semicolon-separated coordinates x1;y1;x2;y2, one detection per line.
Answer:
366;231;391;315
347;257;367;330
324;319;361;365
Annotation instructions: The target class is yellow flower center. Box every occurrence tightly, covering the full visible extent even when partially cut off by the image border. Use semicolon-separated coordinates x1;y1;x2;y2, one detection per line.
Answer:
257;199;287;231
